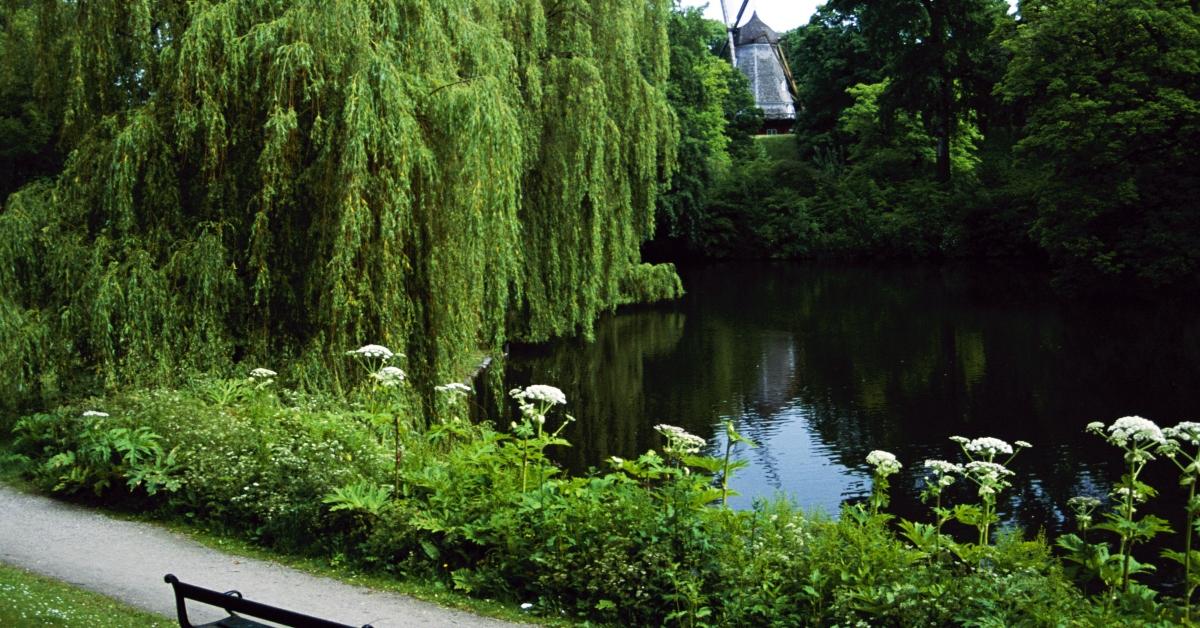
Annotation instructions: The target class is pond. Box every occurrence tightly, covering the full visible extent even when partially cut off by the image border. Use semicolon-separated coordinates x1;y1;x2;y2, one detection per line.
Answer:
496;262;1200;539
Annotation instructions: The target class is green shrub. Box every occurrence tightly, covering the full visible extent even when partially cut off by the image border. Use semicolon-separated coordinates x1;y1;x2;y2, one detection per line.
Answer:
10;375;1195;625
618;263;685;305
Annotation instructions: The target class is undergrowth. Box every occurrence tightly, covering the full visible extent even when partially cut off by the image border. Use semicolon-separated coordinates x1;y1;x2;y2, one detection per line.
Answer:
4;354;1195;625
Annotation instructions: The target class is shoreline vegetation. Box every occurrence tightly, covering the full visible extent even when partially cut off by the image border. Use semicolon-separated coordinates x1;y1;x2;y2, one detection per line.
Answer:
4;357;1198;625
1;1;1198;624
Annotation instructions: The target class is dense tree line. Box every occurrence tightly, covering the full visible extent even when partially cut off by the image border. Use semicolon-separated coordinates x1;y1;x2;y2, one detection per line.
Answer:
0;0;679;406
661;0;1200;294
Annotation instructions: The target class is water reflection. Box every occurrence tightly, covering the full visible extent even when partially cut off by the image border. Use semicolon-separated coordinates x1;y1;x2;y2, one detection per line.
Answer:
499;263;1200;540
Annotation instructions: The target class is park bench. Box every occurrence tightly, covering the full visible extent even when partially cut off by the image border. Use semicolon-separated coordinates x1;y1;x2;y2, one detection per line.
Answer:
164;574;374;628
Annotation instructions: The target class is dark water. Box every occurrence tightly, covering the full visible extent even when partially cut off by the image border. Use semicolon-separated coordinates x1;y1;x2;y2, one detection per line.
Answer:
498;263;1200;540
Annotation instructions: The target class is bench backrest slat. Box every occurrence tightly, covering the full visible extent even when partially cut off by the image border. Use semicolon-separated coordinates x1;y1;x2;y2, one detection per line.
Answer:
164;574;371;628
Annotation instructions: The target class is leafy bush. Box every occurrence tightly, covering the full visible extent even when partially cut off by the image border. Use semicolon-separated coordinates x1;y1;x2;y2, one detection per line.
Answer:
8;371;1197;625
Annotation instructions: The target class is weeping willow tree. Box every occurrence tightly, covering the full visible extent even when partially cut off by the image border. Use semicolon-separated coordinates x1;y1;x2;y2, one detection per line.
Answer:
0;0;676;405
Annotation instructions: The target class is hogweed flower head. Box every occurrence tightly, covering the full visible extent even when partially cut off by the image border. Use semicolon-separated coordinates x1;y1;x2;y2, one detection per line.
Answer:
511;384;566;406
964;436;1013;458
924;459;962;487
866;450;902;476
81;410;109;418
1165;421;1200;447
249;367;277;379
1104;416;1166;446
371;366;406;387
964;460;1015;498
655;424;706;455
348;344;396;361
435;382;472;395
1068;495;1102;531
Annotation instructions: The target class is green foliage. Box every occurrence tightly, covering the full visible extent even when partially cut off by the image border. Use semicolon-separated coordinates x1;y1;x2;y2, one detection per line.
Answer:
0;1;68;201
0;0;678;406
617;262;684;305
7;374;1154;625
830;0;1011;182
782;3;884;157
12;411;180;497
658;8;753;246
999;0;1200;289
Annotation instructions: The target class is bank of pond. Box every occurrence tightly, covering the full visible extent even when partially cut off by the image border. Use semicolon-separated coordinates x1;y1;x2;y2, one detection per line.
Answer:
4;263;1200;625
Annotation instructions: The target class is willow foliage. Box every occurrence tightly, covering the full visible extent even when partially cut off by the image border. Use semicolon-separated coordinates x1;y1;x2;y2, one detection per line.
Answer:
0;0;676;404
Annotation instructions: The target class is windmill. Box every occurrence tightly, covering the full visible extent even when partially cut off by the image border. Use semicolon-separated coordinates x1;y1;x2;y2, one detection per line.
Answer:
718;2;798;133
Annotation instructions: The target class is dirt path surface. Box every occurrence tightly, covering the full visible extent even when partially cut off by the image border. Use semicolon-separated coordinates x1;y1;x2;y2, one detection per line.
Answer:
0;485;522;627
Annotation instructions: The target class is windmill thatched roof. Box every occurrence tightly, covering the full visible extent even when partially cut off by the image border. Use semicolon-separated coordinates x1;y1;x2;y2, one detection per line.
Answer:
736;12;779;45
734;13;794;121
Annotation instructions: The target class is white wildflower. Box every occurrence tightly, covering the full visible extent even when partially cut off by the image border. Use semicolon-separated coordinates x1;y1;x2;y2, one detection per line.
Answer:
1165;422;1200;446
924;459;962;484
924;459;963;475
520;603;533;610
249;367;277;379
349;344;395;360
1111;486;1147;503
1014;440;1032;449
371;366;406;386
1085;421;1106;433
511;384;567;406
435;382;472;395
1106;416;1166;445
1067;496;1101;511
949;435;969;445
866;450;902;476
964;460;1015;478
655;424;706;454
81;410;109;418
964;437;1014;457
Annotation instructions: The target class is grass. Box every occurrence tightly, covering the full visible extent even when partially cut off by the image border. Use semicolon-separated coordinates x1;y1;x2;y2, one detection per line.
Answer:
754;133;799;162
0;562;173;627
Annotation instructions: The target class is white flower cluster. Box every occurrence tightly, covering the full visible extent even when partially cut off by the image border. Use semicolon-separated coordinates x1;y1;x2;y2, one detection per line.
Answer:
924;459;962;486
1104;416;1167;446
249;367;277;379
348;344;395;360
1165;421;1200;446
435;382;472;395
655;424;706;454
866;450;902;476
510;385;567;406
81;410;109;418
1111;486;1147;503
964;460;1015;478
371;366;406;386
1066;496;1101;511
964;437;1013;457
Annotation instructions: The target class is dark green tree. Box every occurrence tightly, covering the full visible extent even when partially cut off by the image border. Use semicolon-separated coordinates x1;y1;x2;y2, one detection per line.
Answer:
830;0;1012;182
1000;0;1200;288
782;3;884;157
659;7;746;245
0;0;70;200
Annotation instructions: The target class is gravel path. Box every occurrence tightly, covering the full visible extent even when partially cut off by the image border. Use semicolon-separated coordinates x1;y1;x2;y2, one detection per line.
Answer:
0;485;521;627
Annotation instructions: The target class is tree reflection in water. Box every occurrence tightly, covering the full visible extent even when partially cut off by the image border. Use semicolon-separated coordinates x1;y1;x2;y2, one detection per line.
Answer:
493;263;1200;541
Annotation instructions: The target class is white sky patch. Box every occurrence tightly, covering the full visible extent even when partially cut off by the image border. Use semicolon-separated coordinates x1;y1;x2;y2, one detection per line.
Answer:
678;0;825;32
678;0;1018;34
